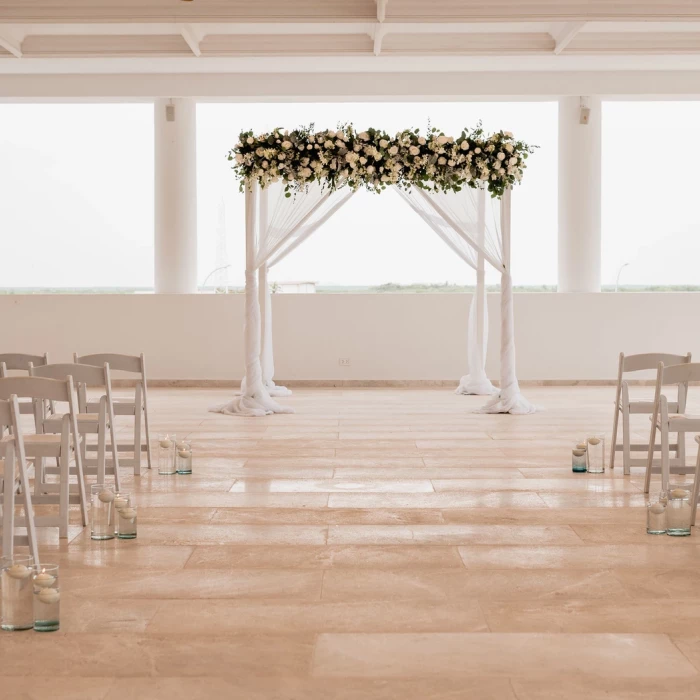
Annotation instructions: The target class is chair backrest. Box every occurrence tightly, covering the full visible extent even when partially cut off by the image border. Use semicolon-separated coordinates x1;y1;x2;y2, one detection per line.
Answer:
0;353;49;375
621;352;692;373
0;376;72;403
0;397;11;428
74;353;143;375
30;362;107;387
661;362;700;387
0;396;25;439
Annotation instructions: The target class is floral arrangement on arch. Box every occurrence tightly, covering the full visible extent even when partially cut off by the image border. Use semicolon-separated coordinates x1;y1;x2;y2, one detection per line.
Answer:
229;122;535;198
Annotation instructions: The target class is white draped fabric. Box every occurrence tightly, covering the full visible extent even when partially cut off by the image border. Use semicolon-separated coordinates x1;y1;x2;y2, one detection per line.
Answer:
213;181;354;416
395;186;496;397
216;180;534;417
401;186;534;414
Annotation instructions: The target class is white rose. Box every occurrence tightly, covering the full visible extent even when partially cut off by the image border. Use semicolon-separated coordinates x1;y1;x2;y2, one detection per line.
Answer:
281;141;292;150
505;143;514;153
379;139;389;148
235;153;244;163
504;131;513;138
409;146;420;156
327;130;336;138
335;139;345;148
354;145;361;152
388;145;399;155
246;137;254;144
418;137;426;145
301;167;312;178
307;144;313;150
437;135;448;145
336;131;346;141
278;153;286;160
255;147;264;156
360;157;367;164
475;148;481;154
262;160;269;169
381;174;389;182
324;140;334;148
366;165;375;174
448;159;455;166
497;152;505;161
509;156;518;165
359;132;369;140
460;140;470;151
438;157;447;165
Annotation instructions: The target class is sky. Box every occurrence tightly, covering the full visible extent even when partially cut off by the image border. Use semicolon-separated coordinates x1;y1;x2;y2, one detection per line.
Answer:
0;100;697;289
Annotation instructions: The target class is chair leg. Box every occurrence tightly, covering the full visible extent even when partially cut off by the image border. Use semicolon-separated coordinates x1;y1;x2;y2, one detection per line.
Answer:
16;445;39;567
661;423;670;492
644;420;656;495
622;404;631;476
142;383;153;471
133;383;142;476
59;437;70;539
2;445;15;557
677;431;686;470
691;442;700;527
610;405;620;471
97;424;106;486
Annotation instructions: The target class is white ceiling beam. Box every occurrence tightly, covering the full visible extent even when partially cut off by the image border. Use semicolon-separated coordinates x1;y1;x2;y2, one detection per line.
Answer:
0;27;22;57
376;0;388;23
179;24;201;57
553;21;586;54
373;25;387;56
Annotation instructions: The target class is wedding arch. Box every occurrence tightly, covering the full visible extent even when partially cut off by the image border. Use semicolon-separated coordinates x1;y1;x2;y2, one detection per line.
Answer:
214;123;537;417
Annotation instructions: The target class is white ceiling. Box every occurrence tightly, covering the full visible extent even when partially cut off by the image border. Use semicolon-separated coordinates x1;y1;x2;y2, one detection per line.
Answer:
1;0;700;70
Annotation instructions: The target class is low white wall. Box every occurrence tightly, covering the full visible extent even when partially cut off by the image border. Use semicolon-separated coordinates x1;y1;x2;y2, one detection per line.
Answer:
1;293;698;381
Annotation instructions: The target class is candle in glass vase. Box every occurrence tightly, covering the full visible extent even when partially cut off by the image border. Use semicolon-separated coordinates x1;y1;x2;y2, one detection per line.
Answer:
647;501;666;534
1;556;35;631
667;489;692;536
176;446;193;475
33;564;60;632
586;435;605;474
117;506;138;540
91;484;115;540
572;448;587;473
158;433;177;475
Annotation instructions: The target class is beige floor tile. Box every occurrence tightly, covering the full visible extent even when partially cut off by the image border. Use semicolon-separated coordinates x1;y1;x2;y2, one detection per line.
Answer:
229;479;435;493
210;508;446;525
327;492;548;509
326;524;582;545
184;544;464;569
321;569;626;601
312;632;697;678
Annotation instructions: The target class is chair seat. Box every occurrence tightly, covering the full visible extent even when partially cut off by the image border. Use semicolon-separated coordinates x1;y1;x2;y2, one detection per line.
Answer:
623;400;679;413
651;413;700;429
86;398;135;416
43;413;100;431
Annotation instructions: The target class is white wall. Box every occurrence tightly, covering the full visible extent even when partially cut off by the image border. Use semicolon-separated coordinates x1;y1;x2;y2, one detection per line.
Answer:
2;293;699;382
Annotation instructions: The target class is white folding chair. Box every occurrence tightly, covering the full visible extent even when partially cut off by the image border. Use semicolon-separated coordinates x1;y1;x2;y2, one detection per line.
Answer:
0;353;54;420
30;363;120;491
0;377;88;538
0;395;40;565
610;352;692;475
645;362;700;493
74;353;152;475
691;435;700;526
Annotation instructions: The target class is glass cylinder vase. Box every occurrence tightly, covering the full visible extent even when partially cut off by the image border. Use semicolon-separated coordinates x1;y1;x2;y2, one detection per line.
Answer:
1;555;35;631
33;564;60;632
176;440;192;475
91;484;115;540
158;433;177;475
112;492;131;535
667;488;692;536
572;448;587;473
117;505;138;540
586;434;605;474
647;501;667;535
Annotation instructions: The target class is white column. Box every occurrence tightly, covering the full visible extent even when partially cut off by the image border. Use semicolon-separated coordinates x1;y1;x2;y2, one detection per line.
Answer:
154;98;198;293
558;96;602;293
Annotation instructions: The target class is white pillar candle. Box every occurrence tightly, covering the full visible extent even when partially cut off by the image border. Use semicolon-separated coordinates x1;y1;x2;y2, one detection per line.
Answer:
6;564;31;580
37;588;60;605
114;496;129;510
98;489;115;503
33;570;56;588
